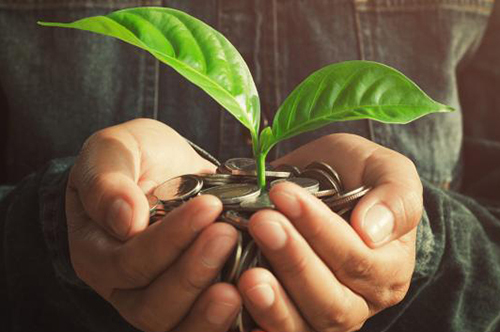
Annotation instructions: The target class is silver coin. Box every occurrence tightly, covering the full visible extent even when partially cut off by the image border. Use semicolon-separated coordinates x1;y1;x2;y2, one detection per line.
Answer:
149;204;167;224
232;169;290;178
225;158;257;172
235;240;258;280
199;173;256;186
274;163;301;177
200;183;261;204
306;161;343;191
324;186;371;210
153;175;203;202
271;177;320;193
301;168;341;192
300;168;341;193
225;158;289;178
220;210;250;231
216;164;232;174
237;307;257;332
239;192;276;212
314;188;339;198
220;231;243;284
162;200;183;211
336;207;352;217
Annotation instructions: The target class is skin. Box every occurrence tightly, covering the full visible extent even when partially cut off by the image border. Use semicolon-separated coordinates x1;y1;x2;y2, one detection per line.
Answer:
66;119;422;332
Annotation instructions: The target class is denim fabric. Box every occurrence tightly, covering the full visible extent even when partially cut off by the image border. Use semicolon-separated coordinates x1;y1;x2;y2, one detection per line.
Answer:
1;1;500;331
0;0;495;185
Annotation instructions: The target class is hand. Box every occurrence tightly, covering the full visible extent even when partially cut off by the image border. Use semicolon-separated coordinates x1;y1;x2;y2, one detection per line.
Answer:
66;118;241;332
238;133;422;332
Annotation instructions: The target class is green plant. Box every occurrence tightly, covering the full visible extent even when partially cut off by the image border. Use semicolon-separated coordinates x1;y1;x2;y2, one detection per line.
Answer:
39;7;454;189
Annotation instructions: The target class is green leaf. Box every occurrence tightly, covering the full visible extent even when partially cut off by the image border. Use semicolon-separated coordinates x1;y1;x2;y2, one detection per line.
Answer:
261;60;454;154
39;7;260;136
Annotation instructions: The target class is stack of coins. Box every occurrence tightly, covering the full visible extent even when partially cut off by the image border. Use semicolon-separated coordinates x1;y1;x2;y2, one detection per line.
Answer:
147;158;371;331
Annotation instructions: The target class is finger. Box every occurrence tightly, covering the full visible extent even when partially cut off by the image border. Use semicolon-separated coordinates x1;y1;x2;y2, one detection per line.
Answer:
110;222;238;332
270;182;414;308
270;182;370;274
114;195;223;287
172;283;241;332
350;176;422;248
238;268;311;332
249;209;369;332
68;126;151;240
67;193;222;291
273;133;423;247
69;119;217;241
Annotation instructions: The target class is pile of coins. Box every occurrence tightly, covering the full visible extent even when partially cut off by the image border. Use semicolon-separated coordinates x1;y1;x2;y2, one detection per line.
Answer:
147;158;370;332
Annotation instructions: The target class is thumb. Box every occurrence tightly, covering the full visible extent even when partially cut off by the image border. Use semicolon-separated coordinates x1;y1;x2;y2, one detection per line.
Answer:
350;157;423;248
68;128;150;240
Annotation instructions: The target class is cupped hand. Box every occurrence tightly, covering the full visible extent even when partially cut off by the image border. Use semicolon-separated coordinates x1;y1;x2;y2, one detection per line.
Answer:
66;118;241;332
238;133;423;332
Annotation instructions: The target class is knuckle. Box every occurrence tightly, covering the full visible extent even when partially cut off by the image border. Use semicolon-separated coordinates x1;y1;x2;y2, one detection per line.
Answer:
387;282;410;306
314;303;351;332
372;281;410;310
114;251;150;287
278;253;309;279
179;266;211;295
348;256;374;279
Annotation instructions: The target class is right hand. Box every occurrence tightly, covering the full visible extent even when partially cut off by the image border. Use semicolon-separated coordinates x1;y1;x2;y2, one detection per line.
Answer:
66;118;241;332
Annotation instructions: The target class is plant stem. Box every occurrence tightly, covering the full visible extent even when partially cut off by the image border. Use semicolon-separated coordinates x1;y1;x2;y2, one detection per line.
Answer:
256;152;266;189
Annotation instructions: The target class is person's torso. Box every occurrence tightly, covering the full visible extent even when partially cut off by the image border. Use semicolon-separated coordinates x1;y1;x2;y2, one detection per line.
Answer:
0;0;494;187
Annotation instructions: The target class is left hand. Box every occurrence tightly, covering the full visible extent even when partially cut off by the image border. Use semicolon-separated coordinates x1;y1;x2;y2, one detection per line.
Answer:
237;133;423;332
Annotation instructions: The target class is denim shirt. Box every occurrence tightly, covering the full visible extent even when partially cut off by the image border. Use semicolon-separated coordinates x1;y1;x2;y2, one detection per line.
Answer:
1;1;500;332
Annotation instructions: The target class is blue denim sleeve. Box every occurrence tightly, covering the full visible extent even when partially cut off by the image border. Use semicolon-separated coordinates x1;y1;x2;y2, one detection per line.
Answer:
1;158;140;332
37;157;85;287
363;180;500;332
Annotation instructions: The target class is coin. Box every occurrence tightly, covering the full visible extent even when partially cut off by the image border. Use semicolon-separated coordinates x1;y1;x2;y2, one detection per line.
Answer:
200;183;261;204
235;240;258;280
153;175;203;202
336;207;351;216
225;158;289;178
324;186;371;210
216;164;232;174
313;188;339;198
199;173;257;186
225;158;258;172
274;163;301;177
305;161;343;191
220;210;250;231
237;307;257;332
271;177;320;193
220;232;243;284
300;168;341;193
239;192;275;212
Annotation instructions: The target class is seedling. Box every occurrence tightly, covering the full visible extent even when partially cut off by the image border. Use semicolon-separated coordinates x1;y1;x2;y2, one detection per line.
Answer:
39;7;453;189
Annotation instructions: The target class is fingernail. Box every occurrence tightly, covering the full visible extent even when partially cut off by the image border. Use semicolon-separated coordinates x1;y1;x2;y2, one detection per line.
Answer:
108;198;132;238
363;204;395;244
206;301;238;325
191;203;221;232
246;283;275;309
201;236;235;268
252;219;287;250
273;189;301;218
